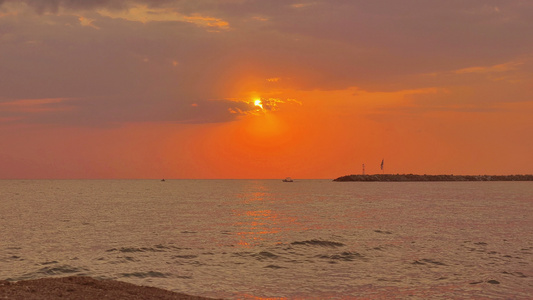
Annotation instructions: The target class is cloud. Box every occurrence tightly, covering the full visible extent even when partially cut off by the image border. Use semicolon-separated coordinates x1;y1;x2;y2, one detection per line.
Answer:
0;98;62;123
227;97;302;117
77;16;100;29
0;98;72;110
2;0;129;14
184;14;229;30
0;98;74;124
454;61;524;75
1;0;532;128
0;96;259;127
96;4;229;30
291;2;316;9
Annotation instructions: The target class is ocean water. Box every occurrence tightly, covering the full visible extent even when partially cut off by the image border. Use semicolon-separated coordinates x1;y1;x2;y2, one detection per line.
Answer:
1;180;532;299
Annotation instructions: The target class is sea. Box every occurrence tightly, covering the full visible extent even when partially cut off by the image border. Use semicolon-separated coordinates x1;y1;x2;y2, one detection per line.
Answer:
1;180;532;299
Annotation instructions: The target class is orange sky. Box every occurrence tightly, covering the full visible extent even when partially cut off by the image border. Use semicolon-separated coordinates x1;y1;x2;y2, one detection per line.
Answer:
1;1;532;179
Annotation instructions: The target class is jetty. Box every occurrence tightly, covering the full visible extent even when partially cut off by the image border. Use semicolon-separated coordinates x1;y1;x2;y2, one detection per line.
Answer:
334;174;533;182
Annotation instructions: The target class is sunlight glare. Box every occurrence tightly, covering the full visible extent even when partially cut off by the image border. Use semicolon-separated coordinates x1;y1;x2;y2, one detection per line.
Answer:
254;99;263;110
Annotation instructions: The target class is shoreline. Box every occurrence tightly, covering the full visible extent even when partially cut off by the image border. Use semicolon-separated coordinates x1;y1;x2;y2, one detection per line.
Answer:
333;174;533;182
0;276;220;300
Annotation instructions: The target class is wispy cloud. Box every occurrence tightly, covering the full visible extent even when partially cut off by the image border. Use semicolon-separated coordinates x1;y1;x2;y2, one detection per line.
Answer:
0;98;73;113
184;14;229;31
454;61;523;74
97;5;229;30
291;2;316;9
77;16;100;29
0;98;74;123
228;97;302;116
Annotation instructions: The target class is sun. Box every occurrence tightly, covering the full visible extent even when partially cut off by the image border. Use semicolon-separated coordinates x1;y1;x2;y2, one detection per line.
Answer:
254;99;263;110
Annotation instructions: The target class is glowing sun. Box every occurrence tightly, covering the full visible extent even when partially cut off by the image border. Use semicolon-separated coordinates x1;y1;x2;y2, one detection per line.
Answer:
254;99;263;110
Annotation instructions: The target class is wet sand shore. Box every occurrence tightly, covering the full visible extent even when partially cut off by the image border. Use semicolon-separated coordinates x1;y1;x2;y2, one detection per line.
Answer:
0;276;220;300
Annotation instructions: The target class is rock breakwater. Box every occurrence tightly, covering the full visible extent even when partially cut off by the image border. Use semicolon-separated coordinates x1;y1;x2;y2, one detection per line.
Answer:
334;174;533;182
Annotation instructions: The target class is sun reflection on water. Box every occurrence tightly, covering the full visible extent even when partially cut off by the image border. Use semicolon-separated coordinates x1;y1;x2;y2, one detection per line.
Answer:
231;181;298;248
233;209;283;247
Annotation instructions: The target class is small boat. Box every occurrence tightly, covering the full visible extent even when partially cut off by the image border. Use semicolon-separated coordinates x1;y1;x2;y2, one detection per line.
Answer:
161;179;166;182
282;177;293;182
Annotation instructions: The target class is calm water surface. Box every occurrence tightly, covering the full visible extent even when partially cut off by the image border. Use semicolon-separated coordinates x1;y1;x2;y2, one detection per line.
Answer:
1;180;532;299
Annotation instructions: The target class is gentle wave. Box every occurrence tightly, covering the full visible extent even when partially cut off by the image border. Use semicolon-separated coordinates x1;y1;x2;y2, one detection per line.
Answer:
13;264;88;281
316;251;366;262
2;180;532;299
290;239;345;247
106;245;179;253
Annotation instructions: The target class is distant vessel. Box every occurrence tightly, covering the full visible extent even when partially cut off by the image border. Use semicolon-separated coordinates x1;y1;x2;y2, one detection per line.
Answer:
282;177;293;182
161;179;165;182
